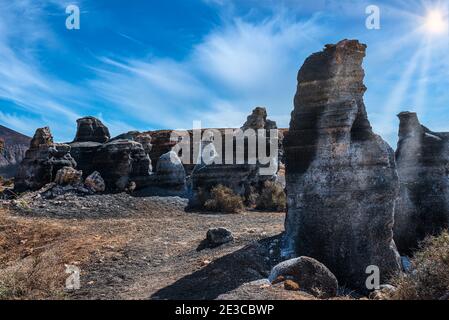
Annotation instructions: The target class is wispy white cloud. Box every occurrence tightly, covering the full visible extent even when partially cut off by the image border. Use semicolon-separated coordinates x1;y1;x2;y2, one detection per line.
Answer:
88;11;325;131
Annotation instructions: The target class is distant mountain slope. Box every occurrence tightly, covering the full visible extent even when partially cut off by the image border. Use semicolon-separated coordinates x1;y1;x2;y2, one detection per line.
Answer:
0;125;31;178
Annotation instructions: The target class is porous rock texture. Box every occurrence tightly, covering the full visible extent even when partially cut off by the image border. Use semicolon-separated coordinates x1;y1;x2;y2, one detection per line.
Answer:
73;116;110;143
93;139;152;192
394;112;449;254
15;127;77;192
190;107;280;206
269;257;338;298
283;40;401;290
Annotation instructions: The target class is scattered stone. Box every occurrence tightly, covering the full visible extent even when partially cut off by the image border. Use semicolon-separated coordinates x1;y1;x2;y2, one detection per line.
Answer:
283;39;401;290
369;284;397;300
54;166;83;186
284;280;300;291
394;111;449;255
269;257;338;298
206;228;234;247
85;171;106;193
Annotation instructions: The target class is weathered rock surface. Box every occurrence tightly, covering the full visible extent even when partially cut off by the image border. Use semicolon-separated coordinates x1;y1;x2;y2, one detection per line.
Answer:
190;108;280;207
85;171;106;193
0;125;31;178
73;116;110;143
283;40;401;290
206;227;234;247
93;139;151;192
269;257;338;298
394;112;449;254
15;127;77;192
54;166;83;186
241;106;277;131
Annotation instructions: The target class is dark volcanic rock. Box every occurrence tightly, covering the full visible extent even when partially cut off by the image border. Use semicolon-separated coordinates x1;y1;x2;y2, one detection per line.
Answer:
269;257;338;298
283;40;401;290
73;117;110;143
93;139;151;192
241;106;277;131
0;125;31;178
394;112;449;254
69;141;102;178
206;227;234;247
15;127;77;192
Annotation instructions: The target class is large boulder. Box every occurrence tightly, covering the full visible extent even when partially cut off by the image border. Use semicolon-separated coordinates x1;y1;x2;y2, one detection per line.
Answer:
269;257;338;298
73;116;110;143
84;171;106;193
92;139;151;192
283;40;401;290
394;112;449;254
15;127;77;192
54;166;83;186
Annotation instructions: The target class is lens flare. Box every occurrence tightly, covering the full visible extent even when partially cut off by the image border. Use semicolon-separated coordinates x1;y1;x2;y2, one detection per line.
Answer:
425;10;448;34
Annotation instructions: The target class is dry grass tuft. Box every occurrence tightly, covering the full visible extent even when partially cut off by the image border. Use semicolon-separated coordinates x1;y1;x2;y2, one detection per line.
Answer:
390;231;449;300
204;185;244;214
0;208;126;299
256;181;286;212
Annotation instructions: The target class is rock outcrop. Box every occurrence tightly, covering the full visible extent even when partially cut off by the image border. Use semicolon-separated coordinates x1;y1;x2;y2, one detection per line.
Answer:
0;125;31;178
190;107;280;207
93;139;151;192
394;112;449;254
73;117;110;143
15;127;77;192
241;106;277;131
283;40;401;290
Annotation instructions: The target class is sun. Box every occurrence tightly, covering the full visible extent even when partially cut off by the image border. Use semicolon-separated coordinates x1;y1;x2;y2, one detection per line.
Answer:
424;10;448;34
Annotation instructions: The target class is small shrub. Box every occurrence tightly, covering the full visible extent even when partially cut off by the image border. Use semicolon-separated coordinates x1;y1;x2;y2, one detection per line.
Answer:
256;181;286;212
204;185;244;214
390;231;449;300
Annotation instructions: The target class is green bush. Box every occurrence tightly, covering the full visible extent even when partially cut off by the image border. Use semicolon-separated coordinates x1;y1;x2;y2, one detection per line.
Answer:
204;185;244;214
256;181;286;212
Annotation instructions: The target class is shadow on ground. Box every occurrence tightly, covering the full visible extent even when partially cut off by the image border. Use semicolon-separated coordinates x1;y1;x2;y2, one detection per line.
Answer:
150;235;282;300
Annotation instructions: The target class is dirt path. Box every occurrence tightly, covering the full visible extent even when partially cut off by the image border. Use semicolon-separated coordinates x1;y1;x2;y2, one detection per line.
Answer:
2;194;285;300
71;206;285;300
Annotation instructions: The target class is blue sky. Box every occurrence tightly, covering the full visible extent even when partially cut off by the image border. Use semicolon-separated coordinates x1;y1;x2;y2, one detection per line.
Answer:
1;0;449;146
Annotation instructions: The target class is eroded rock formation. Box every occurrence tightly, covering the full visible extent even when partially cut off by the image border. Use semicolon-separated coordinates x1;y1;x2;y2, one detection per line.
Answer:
15;127;77;192
394;112;449;254
73;117;110;143
93;139;152;192
283;40;401;290
241;106;277;131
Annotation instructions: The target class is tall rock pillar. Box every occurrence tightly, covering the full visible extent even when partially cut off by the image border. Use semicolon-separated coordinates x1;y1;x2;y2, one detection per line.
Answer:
283;40;401;290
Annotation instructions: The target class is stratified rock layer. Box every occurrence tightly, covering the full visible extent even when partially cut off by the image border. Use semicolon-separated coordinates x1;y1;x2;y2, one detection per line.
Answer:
73;117;110;143
15;127;77;192
93;139;151;192
394;112;449;254
283;40;400;290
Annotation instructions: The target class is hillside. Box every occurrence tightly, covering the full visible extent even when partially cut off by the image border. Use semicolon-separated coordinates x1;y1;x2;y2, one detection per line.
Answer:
0;125;31;178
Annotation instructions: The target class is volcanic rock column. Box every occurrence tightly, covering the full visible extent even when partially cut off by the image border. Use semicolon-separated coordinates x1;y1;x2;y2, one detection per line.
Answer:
394;112;449;254
283;40;401;290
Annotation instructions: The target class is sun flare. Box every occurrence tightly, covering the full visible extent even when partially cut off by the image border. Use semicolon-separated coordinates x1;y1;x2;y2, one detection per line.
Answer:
424;10;448;34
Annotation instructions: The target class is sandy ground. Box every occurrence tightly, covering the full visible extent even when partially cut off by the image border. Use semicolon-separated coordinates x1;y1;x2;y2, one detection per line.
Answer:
1;194;286;300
